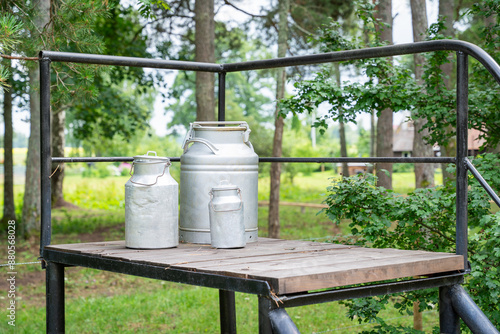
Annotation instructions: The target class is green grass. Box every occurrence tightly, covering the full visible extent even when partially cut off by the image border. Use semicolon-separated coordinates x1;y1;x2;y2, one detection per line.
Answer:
3;270;439;333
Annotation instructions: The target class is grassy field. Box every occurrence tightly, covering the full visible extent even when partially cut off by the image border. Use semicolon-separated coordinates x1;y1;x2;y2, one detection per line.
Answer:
0;170;444;333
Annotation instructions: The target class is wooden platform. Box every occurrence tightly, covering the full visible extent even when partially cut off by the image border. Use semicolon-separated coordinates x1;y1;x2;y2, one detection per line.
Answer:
46;238;464;295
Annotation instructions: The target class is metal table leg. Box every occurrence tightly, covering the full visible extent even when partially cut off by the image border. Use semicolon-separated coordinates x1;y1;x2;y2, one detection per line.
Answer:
259;295;273;334
46;262;65;333
440;286;459;334
219;290;237;334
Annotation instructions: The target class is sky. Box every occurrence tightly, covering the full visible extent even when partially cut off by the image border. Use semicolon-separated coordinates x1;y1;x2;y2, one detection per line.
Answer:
7;0;440;138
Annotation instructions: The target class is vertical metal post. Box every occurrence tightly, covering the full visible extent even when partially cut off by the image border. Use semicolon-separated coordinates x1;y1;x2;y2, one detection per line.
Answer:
219;290;237;334
439;286;460;334
46;262;65;333
218;72;226;122
40;57;52;264
456;51;468;269
258;296;273;334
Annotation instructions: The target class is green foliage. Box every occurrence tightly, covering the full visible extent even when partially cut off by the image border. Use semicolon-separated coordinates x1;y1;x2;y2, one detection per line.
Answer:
468;212;500;323
67;3;156;146
323;153;500;328
281;3;500;151
0;13;23;87
166;22;274;143
0;13;23;52
137;0;170;20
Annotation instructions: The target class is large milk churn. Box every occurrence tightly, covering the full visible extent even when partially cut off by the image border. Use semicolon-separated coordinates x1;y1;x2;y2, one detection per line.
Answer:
180;121;258;244
125;151;179;249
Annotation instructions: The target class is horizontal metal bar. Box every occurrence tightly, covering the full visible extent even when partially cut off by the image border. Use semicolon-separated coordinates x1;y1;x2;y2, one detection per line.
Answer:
278;272;464;308
40;40;500;85
448;284;500;334
43;249;272;296
52;156;455;164
51;157;180;163
223;40;500;85
259;157;455;163
465;158;500;207
39;51;223;72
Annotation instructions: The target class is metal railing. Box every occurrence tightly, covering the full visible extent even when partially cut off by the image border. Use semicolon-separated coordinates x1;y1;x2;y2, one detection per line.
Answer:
40;40;500;268
39;39;500;334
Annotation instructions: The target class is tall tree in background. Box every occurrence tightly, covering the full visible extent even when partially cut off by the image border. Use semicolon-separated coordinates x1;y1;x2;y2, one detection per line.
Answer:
22;0;50;236
410;2;431;328
373;0;393;189
7;0;111;235
195;0;215;121
411;0;434;189
268;0;289;239
438;0;456;183
1;9;26;230
2;70;16;226
335;63;349;177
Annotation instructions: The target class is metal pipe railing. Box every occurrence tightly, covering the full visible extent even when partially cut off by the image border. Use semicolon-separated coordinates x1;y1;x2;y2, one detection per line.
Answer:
50;156;455;164
39;40;500;272
466;158;500;207
456;51;469;269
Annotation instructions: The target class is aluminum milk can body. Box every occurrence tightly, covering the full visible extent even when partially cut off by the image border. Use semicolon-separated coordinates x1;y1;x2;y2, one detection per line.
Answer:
209;184;246;249
180;121;258;244
125;152;179;249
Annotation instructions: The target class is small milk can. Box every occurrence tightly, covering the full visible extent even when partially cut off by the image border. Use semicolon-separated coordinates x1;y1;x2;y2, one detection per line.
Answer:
209;183;246;249
180;121;258;244
125;151;178;249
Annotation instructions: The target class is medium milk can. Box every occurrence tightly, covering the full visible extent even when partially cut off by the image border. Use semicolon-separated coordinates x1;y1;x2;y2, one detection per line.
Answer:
125;151;178;249
209;183;246;249
180;121;258;244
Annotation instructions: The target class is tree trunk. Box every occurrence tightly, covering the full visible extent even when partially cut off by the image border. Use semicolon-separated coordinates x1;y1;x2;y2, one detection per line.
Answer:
195;0;215;121
335;63;349;177
268;0;289;239
22;0;50;237
374;0;393;189
439;0;456;184
2;73;16;227
410;0;433;327
22;66;42;237
368;110;376;174
411;0;434;189
51;108;66;207
339;121;349;177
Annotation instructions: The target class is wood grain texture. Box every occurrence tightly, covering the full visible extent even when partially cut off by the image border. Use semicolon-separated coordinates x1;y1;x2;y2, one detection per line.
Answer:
46;238;464;294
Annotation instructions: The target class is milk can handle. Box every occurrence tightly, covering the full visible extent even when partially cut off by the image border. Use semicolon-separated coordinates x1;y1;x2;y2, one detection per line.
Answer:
195;121;251;143
183;138;219;154
209;188;243;212
129;161;170;186
182;121;251;149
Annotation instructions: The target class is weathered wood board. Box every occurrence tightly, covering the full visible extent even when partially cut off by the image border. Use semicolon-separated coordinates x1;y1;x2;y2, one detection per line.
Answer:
46;238;464;294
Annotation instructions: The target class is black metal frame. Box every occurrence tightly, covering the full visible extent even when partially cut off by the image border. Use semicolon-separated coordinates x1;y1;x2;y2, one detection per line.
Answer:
39;40;500;333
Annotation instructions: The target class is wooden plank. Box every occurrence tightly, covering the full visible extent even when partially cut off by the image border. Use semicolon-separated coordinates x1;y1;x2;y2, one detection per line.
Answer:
273;255;464;294
46;241;125;254
171;246;392;270
55;238;351;263
108;241;350;261
210;252;463;294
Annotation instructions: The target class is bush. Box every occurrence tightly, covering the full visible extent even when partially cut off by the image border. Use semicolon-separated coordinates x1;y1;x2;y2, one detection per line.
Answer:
322;153;500;330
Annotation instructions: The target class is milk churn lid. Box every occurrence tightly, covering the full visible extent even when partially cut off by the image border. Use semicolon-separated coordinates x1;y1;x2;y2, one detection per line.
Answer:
133;151;170;164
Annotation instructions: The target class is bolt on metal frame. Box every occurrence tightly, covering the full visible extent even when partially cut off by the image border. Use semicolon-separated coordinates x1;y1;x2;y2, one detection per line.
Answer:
39;40;500;333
